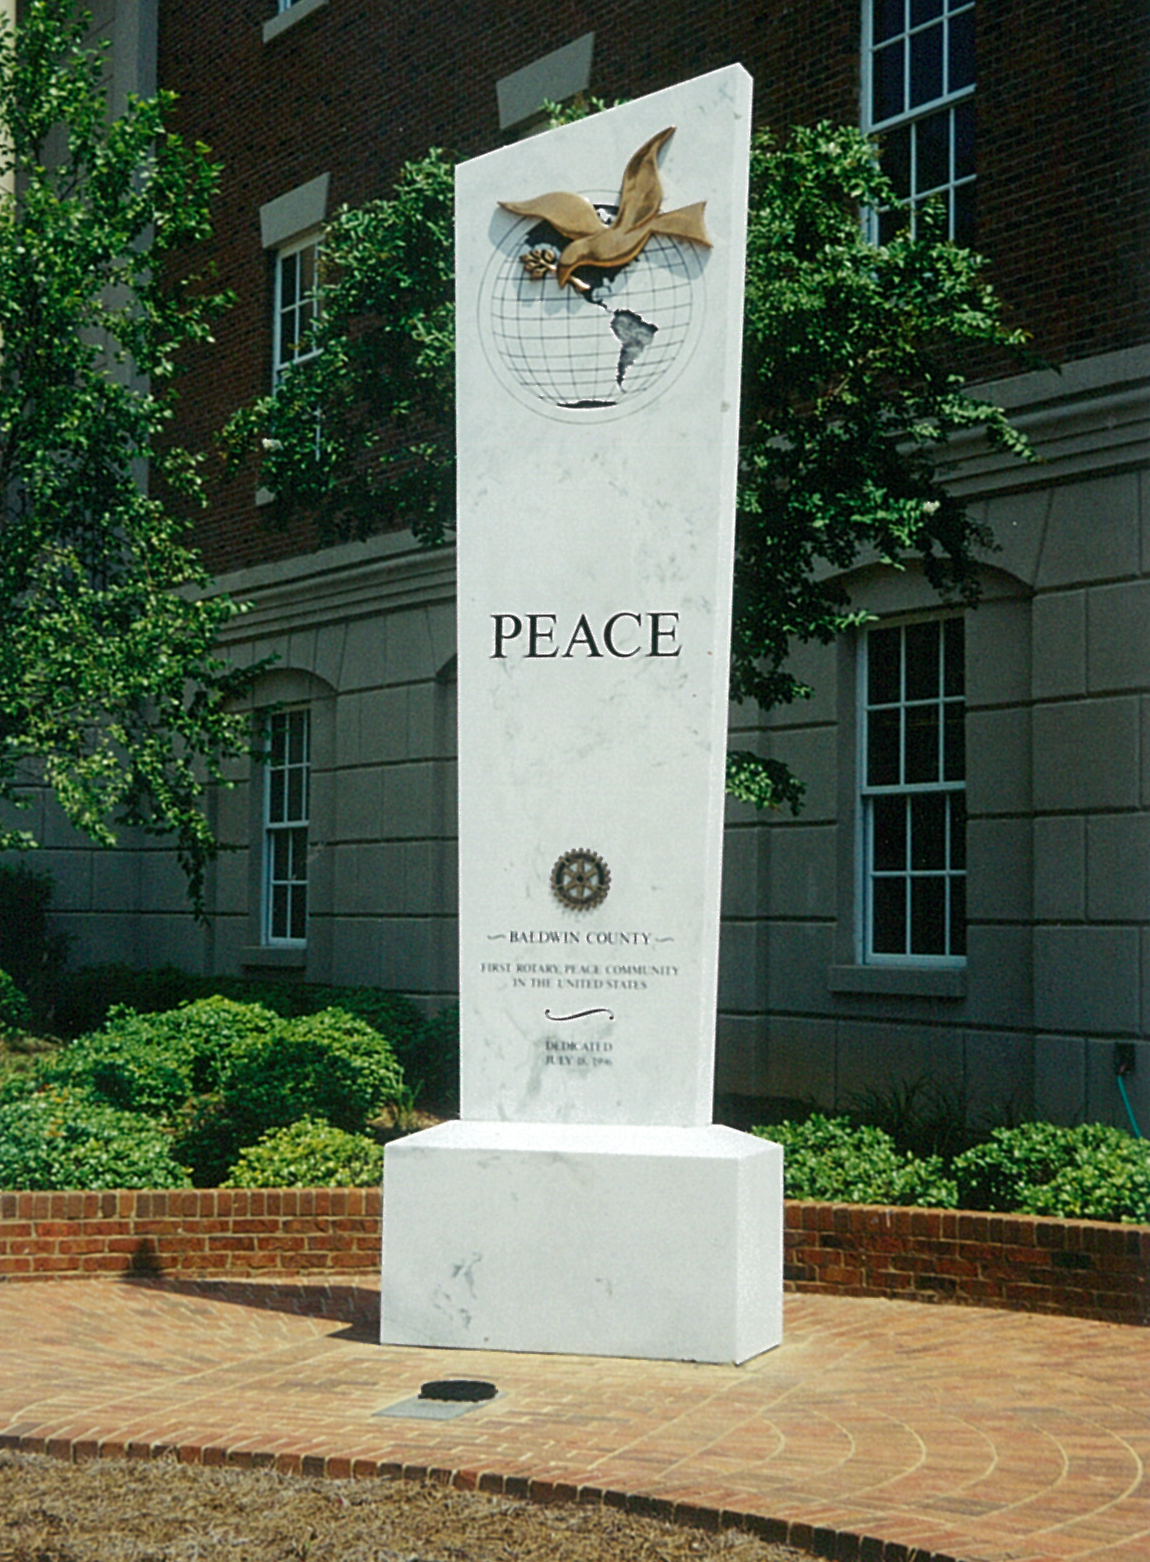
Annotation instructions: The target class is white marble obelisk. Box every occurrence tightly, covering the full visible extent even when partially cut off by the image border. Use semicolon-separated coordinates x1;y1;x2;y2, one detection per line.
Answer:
381;66;783;1364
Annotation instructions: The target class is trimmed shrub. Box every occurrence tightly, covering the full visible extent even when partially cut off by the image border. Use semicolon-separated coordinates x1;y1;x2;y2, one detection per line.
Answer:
754;1113;958;1207
0;968;33;1033
0;1087;191;1190
222;1117;384;1188
175;1007;406;1185
24;997;281;1115
952;1122;1150;1223
0;997;406;1187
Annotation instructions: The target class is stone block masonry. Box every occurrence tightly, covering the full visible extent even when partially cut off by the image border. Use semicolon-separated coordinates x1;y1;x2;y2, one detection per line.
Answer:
0;1189;1144;1328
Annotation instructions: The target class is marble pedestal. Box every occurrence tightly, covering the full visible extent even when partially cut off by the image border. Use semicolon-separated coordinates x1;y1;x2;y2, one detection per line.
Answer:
380;1120;782;1364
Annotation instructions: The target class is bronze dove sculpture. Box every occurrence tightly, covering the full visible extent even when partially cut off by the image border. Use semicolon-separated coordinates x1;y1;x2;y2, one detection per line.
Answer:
499;126;712;291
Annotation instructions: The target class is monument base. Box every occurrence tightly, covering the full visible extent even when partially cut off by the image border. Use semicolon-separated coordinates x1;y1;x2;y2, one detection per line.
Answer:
380;1120;783;1364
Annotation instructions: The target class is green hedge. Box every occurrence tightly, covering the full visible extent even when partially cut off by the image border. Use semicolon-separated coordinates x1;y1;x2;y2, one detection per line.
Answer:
222;1117;384;1188
951;1122;1150;1224
752;1114;1150;1223
0;1087;191;1190
176;1007;406;1185
754;1114;958;1207
0;996;407;1189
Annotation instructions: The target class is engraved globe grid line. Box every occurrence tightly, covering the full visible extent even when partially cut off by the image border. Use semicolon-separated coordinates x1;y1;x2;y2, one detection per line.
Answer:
480;204;706;420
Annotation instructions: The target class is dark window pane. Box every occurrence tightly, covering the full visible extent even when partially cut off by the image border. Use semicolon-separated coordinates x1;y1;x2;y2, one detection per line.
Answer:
874;40;904;120
874;795;907;871
948;6;975;92
272;883;288;940
910;22;943;106
917;110;950;193
911;792;946;869
290;884;308;941
949;876;966;956
883;124;912;199
905;621;940;699
953;101;975;181
273;830;291;879
911;0;942;24
268;769;285;823
953;181;976;246
868;706;902;786
288;711;307;765
868;626;902;705
944;702;965;781
291;827;308;879
280;255;297;310
269;716;286;767
943;616;965;693
911;875;946;954
873;878;907;953
949;791;966;870
905;704;939;782
287;766;305;821
876;0;905;43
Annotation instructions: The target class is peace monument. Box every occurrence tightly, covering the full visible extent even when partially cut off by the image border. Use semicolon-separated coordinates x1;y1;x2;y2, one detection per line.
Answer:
381;66;783;1364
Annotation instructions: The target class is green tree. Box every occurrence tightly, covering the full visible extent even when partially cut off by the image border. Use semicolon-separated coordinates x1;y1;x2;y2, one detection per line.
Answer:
0;0;255;908
226;116;1031;809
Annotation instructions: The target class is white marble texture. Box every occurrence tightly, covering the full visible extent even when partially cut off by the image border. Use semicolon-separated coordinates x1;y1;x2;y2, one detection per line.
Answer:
381;1120;783;1363
381;70;783;1366
455;66;753;1127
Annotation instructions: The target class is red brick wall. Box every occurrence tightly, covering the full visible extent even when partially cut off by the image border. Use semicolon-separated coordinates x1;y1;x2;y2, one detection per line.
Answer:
159;0;1149;576
1;1190;1145;1326
785;1201;1150;1327
0;1188;381;1280
155;0;857;575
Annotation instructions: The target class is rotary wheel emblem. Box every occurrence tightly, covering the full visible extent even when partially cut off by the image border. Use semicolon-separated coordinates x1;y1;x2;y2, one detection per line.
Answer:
551;848;610;911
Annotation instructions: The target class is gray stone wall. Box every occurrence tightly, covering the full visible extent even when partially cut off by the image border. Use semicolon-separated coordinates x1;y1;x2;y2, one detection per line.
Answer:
5;348;1149;1135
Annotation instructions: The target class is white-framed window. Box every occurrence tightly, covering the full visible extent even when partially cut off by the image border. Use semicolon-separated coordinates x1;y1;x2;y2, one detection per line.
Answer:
273;231;321;388
264;708;310;944
862;0;976;245
860;617;966;963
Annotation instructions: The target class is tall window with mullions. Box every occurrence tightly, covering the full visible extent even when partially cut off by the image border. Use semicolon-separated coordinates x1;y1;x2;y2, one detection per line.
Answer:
863;0;976;246
862;619;965;962
264;709;309;944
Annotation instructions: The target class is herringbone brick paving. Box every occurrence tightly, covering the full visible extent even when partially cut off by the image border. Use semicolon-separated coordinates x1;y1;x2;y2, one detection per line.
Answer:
0;1277;1147;1562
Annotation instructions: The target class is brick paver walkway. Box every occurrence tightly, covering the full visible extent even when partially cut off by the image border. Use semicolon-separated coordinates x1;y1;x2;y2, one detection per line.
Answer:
0;1278;1147;1562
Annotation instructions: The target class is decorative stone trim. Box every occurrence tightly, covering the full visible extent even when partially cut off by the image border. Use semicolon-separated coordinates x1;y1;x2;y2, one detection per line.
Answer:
0;1191;1145;1326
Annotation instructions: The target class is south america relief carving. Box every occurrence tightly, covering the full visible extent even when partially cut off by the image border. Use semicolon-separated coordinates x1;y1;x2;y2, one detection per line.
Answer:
494;127;712;406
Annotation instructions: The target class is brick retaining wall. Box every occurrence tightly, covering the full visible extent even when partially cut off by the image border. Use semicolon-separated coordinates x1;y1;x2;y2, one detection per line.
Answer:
0;1190;1146;1325
785;1201;1149;1327
0;1189;381;1280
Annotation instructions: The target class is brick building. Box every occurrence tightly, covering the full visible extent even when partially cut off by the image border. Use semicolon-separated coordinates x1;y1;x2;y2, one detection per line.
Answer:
24;0;1150;1131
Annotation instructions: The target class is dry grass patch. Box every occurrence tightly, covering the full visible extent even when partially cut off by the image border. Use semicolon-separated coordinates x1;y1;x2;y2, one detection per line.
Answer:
0;1450;816;1562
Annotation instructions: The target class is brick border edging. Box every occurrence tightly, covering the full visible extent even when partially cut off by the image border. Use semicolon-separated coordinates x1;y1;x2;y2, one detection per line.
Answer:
0;1431;962;1562
0;1188;1146;1327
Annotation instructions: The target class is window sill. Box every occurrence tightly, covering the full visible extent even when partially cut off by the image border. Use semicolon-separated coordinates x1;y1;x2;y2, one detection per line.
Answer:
827;964;967;999
241;944;307;970
263;0;328;44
